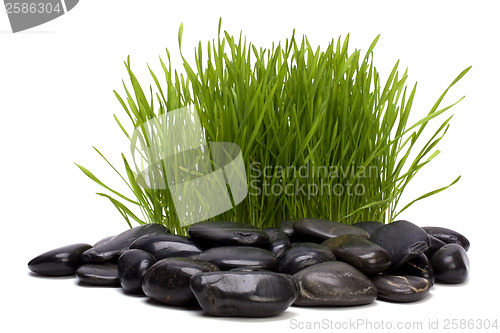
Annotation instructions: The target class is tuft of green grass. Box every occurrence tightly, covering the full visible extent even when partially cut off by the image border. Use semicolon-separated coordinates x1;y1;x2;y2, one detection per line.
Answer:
77;20;469;234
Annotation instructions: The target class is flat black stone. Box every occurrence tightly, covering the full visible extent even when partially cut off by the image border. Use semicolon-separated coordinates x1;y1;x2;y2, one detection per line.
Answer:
130;234;202;260
278;220;296;238
28;243;92;276
292;261;377;306
263;228;291;257
276;242;335;275
423;226;470;251
352;221;385;236
142;258;219;306
81;224;170;264
75;264;120;286
425;235;446;259
430;244;469;284
322;235;391;275
371;274;432;303
193;246;277;270
293;218;369;242
190;271;299;317
388;253;434;284
370;220;430;268
117;249;156;293
188;221;270;248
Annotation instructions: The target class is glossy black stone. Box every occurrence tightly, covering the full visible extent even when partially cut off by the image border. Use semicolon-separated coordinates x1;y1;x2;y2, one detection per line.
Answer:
75;264;120;286
93;236;114;247
276;242;335;275
322;235;391;275
352;221;385;236
292;261;377;306
82;224;170;263
423;226;470;251
130;234;202;260
193;246;277;270
370;220;430;268
28;243;92;276
425;235;446;259
190;271;299;317
278;220;296;238
117;249;156;293
142;258;219;306
188;221;270;248
371;274;432;303
293;218;369;242
388;253;434;284
263;228;291;257
430;244;469;284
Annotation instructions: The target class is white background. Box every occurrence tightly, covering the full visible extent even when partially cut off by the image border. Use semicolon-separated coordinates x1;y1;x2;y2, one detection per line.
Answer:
1;1;499;332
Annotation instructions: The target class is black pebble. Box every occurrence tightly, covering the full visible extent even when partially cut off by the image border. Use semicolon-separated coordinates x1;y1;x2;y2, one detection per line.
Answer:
75;264;120;287
430;243;469;284
117;249;156;293
28;243;92;276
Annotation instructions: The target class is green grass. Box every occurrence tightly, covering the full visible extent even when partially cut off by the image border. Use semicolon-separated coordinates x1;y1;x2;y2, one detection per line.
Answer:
77;20;469;234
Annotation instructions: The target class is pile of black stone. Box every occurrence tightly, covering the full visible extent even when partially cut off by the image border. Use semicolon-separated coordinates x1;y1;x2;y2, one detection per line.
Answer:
28;219;470;317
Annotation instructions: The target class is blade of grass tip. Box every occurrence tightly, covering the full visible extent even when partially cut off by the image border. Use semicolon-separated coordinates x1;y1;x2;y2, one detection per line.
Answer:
392;175;461;220
97;193;146;226
75;163;139;205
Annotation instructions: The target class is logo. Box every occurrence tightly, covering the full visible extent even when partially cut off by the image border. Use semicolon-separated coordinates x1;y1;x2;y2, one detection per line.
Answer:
4;0;79;33
131;105;248;227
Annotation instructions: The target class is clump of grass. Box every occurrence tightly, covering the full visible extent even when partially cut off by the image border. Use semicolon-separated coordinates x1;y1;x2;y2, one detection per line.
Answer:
77;20;469;234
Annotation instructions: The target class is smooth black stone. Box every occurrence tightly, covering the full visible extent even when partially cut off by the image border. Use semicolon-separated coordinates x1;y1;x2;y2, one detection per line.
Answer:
75;264;120;286
263;228;290;257
292;261;377;306
142;258;219;306
425;235;446;259
352;221;385;236
193;246;277;271
28;243;92;276
130;234;202;260
188;221;270;248
276;242;335;275
293;218;369;242
190;271;299;317
423;226;470;251
278;220;296;238
117;249;156;293
81;224;169;264
322;235;392;275
388;254;434;284
371;274;432;303
370;220;430;268
430;244;469;284
93;236;114;247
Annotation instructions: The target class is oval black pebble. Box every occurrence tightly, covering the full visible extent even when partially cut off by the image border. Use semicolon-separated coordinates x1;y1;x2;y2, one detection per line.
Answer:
370;220;430;268
75;264;120;286
425;235;446;259
371;274;432;303
292;261;377;306
188;221;270;248
322;235;391;276
293;218;369;242
193;246;277;270
388;253;434;284
278;220;296;238
81;224;170;264
423;226;470;251
352;221;385;236
190;271;299;317
28;243;92;276
130;234;202;260
142;258;219;306
276;242;335;275
263;228;290;257
117;249;156;293
430;243;469;284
